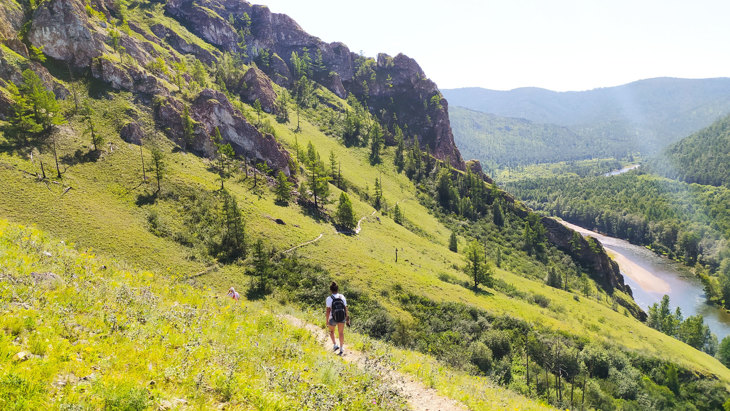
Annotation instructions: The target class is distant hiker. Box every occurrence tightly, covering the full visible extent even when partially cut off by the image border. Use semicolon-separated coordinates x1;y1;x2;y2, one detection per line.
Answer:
227;287;240;302
326;281;349;355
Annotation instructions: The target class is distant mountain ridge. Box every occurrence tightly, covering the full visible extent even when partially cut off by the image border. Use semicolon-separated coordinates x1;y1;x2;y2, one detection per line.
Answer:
650;113;730;187
445;78;730;157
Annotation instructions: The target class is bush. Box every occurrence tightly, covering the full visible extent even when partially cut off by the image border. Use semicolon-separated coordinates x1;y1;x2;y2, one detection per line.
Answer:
102;383;148;411
469;341;493;373
482;330;511;360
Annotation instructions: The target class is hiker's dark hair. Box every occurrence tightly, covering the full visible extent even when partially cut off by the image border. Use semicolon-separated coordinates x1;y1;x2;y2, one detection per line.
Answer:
330;281;339;293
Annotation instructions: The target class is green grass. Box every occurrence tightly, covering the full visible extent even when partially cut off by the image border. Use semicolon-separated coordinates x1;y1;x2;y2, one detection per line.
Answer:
1;84;729;390
0;219;416;409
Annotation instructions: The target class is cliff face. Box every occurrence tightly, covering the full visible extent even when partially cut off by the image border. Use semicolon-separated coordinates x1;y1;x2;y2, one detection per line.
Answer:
165;0;465;169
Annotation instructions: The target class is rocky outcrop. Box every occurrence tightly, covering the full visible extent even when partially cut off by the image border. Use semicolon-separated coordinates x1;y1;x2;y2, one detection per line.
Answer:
239;67;276;113
0;47;69;99
155;89;290;175
150;24;219;65
541;216;645;319
27;0;105;68
465;160;493;184
91;57;168;96
165;0;239;52
360;53;464;169
0;88;12;120
164;0;464;169
120;122;143;145
0;0;24;41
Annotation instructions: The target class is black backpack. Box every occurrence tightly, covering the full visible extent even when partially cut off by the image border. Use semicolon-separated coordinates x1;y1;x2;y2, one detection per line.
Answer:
331;294;346;322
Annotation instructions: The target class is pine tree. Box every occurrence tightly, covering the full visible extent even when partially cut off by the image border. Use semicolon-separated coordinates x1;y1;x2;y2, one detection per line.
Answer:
247;239;270;294
275;89;289;123
221;190;247;261
449;232;458;252
394;125;405;172
393;203;403;225
182;104;195;150
465;240;492;289
274;171;293;205
373;177;383;210
336;192;356;230
496;247;502;268
80;101;103;152
493;202;505;227
306;156;329;209
253;99;262;126
211;127;235;189
329;150;337;181
150;146;166;193
368;123;383;164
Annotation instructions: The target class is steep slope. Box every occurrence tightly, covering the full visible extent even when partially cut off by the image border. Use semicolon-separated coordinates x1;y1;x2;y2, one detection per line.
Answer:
650;113;730;187
449;106;594;169
1;0;730;409
444;78;730;157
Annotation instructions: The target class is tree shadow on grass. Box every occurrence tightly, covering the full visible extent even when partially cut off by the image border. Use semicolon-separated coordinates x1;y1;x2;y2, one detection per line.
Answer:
61;149;100;166
298;200;329;223
136;190;159;206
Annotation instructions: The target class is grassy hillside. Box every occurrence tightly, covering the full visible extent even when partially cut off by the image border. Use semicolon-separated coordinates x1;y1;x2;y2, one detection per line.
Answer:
1;0;729;408
0;219;556;409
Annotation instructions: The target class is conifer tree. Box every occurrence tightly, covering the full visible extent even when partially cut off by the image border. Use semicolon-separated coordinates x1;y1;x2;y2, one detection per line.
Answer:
373;177;383;210
336;192;356;230
253;99;262;126
274;171;293;205
80;101;103;152
211;127;235;189
221;189;247;261
449;232;458;252
493;202;505;227
329;150;337;181
465;240;492;289
393;203;403;225
182;105;195;150
368;123;383;164
150;146;166;193
394;125;405;172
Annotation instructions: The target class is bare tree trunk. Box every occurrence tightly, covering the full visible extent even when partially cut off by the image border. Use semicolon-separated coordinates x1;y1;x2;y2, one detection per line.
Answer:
571;378;575;410
581;377;586;410
526;340;530;395
39;157;46;180
140;145;146;181
52;138;61;178
545;366;549;402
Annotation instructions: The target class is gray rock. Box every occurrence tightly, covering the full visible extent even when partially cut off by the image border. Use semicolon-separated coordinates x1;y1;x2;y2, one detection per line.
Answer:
120;122;144;145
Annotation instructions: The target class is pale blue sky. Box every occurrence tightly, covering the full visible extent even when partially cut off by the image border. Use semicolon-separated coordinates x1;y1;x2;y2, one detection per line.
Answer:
255;0;730;91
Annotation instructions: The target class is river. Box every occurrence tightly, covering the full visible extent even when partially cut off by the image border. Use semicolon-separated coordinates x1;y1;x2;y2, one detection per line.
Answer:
560;220;730;340
604;164;640;176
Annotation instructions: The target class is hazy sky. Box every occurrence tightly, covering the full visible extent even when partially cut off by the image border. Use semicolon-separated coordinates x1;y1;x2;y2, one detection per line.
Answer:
254;0;730;91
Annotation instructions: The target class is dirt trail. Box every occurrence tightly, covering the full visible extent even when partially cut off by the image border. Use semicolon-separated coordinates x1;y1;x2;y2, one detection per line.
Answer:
355;210;377;234
283;233;323;253
281;314;467;411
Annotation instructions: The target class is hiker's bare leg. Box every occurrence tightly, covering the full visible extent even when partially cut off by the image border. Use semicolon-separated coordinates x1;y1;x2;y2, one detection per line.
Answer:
328;325;336;345
337;322;345;349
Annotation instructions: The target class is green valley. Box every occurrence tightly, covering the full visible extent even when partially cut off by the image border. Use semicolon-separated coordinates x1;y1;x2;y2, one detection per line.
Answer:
0;0;729;410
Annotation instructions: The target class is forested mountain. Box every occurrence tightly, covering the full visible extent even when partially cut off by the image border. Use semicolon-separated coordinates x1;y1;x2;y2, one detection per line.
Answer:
445;78;730;158
650;113;730;187
1;0;729;409
451;106;605;168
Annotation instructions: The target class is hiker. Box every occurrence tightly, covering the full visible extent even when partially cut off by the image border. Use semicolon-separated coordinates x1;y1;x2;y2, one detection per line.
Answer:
326;281;349;355
227;287;240;302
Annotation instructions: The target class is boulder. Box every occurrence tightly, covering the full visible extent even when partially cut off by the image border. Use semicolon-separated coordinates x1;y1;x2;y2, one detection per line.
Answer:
27;0;105;68
0;89;12;120
120;122;144;145
239;67;276;113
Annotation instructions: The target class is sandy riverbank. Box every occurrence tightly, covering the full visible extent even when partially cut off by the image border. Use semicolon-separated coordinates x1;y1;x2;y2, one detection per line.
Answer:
558;220;670;294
